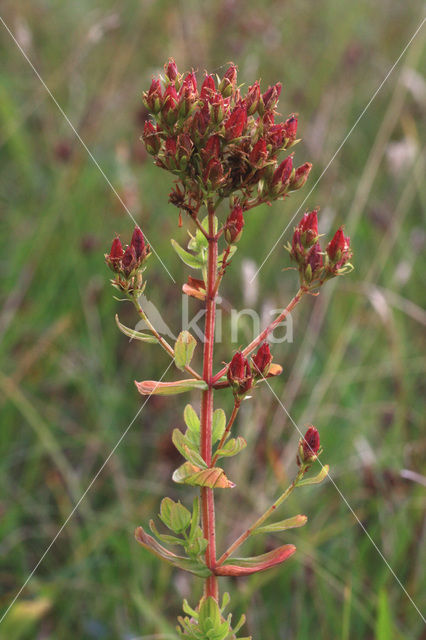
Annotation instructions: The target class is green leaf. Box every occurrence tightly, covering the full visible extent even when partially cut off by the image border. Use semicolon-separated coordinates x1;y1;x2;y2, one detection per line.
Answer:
297;464;329;486
199;597;222;630
172;462;235;489
184;404;200;432
135;378;208;396
182;599;198;619
215;436;247;458
135;526;211;578
189;496;200;539
187;228;208;252
149;520;185;546
251;514;308;535
212;409;226;443
159;497;174;529
169;501;192;533
171;239;205;269
174;330;197;371
172;429;207;467
115;314;158;343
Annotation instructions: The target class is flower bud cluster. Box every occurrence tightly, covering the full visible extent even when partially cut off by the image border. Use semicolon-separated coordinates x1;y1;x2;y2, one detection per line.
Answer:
227;343;275;399
288;210;353;288
105;226;150;294
141;59;312;215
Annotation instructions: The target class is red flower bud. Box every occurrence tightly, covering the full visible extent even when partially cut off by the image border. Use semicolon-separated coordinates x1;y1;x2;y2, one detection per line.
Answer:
142;120;161;155
291;162;312;190
297;210;319;247
249;138;268;167
131;227;145;260
201;73;216;101
224;206;245;244
326;227;351;265
165;58;178;82
301;426;320;463
261;82;282;111
209;92;227;124
121;244;137;275
162;83;179;122
191;110;209;141
283;115;298;143
271;156;293;194
143;77;162;113
202;158;224;190
106;236;124;272
252;343;273;377
204;134;221;160
267;123;286;149
219;64;238;97
225;105;247;140
245;81;261;115
227;351;253;398
305;242;323;282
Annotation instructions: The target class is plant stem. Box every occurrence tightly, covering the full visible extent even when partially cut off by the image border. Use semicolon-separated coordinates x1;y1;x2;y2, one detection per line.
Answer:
211;400;240;466
212;287;306;384
200;202;219;599
132;298;202;380
216;468;305;566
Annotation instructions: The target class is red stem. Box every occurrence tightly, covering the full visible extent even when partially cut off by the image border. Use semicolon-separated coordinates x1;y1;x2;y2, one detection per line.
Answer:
200;203;219;600
212;287;306;384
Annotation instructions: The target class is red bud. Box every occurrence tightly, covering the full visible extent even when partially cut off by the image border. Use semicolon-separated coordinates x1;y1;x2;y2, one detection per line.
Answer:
283;115;298;142
225;105;247;140
131;227;145;260
165;58;178;82
224;206;244;244
301;426;320;462
271;156;293;193
121;244;137;275
291;162;312;190
144;77;162;113
227;351;253;397
245;81;261;115
261;82;282;111
252;343;273;377
202;158;224;190
249;138;268;167
142;120;161;155
204;134;221;160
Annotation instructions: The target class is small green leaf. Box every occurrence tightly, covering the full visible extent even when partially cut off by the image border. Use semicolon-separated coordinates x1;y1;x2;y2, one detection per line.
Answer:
215;544;296;576
135;526;211;578
184;404;200;432
174;330;197;371
172;429;207;467
251;514;308;535
199;597;222;630
171;239;205;269
297;464;329;486
135;378;208;396
149;520;185;545
169;501;192;533
182;599;198;619
212;409;226;443
189;496;200;539
115;314;158;343
172;462;235;489
159;497;174;529
215;436;247;458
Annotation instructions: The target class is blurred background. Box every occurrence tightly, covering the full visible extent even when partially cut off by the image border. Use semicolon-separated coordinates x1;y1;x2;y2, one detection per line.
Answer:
0;1;425;638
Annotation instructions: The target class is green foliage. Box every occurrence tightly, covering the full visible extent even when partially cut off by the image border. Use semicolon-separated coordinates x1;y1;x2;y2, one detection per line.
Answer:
174;330;197;370
177;595;251;639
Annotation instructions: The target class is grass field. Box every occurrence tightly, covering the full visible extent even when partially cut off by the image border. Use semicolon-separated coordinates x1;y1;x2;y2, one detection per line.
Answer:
0;1;425;638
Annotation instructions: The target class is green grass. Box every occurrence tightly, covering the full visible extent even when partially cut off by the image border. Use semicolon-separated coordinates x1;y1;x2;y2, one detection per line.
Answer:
0;0;425;638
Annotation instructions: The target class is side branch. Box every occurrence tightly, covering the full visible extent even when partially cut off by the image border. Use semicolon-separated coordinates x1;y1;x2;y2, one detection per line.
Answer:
212;286;306;383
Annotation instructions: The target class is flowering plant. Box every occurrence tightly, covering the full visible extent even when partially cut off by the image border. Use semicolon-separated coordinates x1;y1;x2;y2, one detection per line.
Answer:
105;59;353;638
